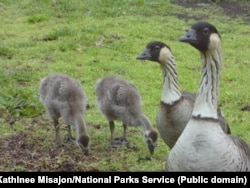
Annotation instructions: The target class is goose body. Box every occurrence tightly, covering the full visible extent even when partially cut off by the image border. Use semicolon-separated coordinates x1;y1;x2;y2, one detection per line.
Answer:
39;73;90;155
94;75;158;154
166;21;250;171
137;41;230;149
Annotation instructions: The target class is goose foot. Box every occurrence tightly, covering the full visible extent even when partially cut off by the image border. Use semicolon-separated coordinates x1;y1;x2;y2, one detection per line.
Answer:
65;136;75;142
54;136;64;148
109;137;129;148
137;155;151;162
53;136;76;148
53;142;68;148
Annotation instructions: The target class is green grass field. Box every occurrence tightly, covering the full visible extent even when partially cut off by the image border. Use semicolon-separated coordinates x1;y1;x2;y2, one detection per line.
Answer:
0;0;249;171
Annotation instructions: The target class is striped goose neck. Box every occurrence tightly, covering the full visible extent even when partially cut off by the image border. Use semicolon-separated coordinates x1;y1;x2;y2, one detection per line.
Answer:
192;47;222;119
160;54;181;105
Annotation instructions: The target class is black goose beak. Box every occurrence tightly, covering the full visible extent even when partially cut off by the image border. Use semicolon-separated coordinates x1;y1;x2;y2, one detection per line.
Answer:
78;144;89;156
179;29;197;43
84;149;89;156
148;144;155;155
136;49;151;60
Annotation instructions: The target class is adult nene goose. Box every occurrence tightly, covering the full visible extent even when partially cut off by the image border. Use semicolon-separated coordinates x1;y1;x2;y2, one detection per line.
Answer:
39;73;90;155
136;41;230;149
166;21;250;171
94;75;158;155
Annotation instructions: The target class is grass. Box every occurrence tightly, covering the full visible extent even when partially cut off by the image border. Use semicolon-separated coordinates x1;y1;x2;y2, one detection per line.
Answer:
0;0;249;171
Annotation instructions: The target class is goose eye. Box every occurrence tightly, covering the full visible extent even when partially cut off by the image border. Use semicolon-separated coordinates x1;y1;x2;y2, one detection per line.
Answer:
155;45;160;51
203;28;209;35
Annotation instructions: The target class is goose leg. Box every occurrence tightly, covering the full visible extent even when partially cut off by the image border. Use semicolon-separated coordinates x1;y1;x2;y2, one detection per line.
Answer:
108;121;129;148
53;119;63;147
122;123;129;144
109;121;115;144
109;121;123;148
66;125;75;141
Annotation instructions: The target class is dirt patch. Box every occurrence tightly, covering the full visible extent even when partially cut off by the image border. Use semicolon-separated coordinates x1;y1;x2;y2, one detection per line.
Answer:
0;117;100;172
0;115;142;172
172;0;250;23
218;2;249;19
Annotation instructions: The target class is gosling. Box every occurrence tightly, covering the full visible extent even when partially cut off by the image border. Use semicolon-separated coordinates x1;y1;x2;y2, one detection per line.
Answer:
39;73;90;155
94;75;158;155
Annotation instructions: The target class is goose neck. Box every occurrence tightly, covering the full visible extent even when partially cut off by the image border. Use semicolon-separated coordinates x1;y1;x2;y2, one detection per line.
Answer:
160;57;181;105
192;49;222;119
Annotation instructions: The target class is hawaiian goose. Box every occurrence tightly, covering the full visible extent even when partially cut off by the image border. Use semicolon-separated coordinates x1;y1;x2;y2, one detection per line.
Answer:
136;41;230;149
166;21;250;171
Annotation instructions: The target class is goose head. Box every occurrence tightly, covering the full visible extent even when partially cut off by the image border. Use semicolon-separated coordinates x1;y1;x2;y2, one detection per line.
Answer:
77;134;90;156
144;129;158;155
179;21;221;53
136;41;173;65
